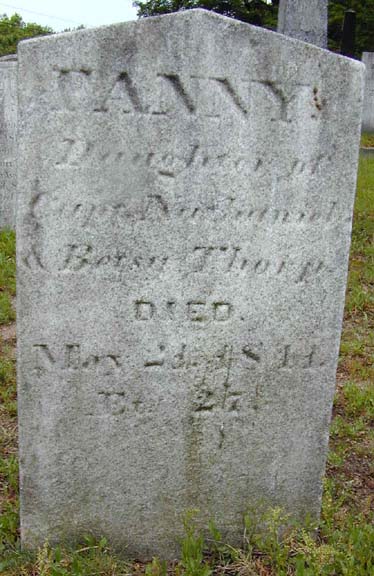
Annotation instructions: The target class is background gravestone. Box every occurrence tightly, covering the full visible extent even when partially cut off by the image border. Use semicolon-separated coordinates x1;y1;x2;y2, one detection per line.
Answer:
277;0;328;48
362;52;374;133
17;10;364;559
0;55;17;230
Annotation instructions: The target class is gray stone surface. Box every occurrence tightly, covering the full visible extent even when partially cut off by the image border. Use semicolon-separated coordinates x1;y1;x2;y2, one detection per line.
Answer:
362;53;374;133
0;56;17;229
277;0;328;48
17;10;364;559
0;54;17;62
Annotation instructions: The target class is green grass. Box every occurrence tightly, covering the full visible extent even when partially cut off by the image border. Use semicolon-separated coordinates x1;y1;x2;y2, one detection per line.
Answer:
0;230;16;326
0;157;373;574
361;133;374;148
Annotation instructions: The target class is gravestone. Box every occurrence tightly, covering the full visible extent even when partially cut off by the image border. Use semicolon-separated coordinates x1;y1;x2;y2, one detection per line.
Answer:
277;0;328;48
362;53;374;133
17;10;364;559
0;55;17;229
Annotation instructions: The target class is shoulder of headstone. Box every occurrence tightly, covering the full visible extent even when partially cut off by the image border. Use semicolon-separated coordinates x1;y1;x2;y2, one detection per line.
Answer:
12;7;366;82
0;54;17;62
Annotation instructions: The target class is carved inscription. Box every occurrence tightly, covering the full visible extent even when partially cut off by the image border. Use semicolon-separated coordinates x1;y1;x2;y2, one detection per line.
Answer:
55;243;326;284
135;300;232;322
23;238;328;284
0;160;15;187
54;141;335;186
32;340;328;422
142;342;327;372
61;244;169;273
190;247;326;283
48;196;342;229
143;342;262;372
97;391;145;417
52;67;314;121
33;343;122;375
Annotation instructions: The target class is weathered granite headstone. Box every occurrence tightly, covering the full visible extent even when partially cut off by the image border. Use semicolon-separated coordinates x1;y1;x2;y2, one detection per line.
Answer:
362;53;374;133
17;10;364;559
0;55;17;229
277;0;328;48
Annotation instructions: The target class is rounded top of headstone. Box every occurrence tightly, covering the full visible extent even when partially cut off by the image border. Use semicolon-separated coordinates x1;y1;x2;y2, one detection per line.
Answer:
16;8;365;75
